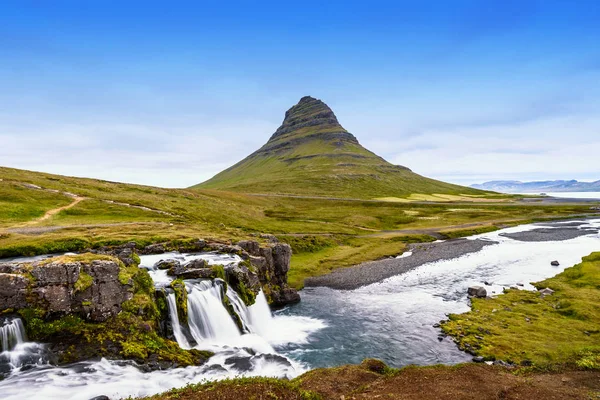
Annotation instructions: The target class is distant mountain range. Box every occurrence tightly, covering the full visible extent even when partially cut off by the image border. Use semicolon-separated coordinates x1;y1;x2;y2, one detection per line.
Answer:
471;180;600;193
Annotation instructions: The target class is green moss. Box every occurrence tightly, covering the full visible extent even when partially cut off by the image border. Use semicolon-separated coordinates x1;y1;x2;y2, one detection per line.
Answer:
74;271;93;293
118;262;139;285
131;252;141;266
211;264;226;280
236;281;256;307
170;279;188;322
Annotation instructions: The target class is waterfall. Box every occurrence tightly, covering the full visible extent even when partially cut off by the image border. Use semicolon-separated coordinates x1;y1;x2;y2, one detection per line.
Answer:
186;280;241;344
248;291;274;336
166;294;190;349
1;318;27;352
0;317;48;372
225;286;252;333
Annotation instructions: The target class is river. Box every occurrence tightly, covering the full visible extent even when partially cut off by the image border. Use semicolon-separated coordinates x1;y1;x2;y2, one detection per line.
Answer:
0;218;598;399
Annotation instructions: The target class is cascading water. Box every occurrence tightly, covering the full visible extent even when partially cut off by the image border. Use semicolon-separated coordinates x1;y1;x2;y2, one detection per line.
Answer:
166;293;190;349
225;286;252;333
1;318;27;352
0;318;48;376
186;280;242;344
0;251;325;399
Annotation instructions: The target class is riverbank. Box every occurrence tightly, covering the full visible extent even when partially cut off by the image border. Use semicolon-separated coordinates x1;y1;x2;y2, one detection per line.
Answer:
140;362;600;400
442;251;600;369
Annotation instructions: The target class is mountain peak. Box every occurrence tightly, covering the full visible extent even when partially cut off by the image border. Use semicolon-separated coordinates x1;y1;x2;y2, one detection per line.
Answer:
270;96;346;140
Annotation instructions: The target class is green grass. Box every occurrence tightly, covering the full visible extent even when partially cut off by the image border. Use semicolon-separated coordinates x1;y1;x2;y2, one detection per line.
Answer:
441;252;600;369
1;165;597;287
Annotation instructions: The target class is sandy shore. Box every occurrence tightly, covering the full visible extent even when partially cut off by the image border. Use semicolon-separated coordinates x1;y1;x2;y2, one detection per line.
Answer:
304;238;497;290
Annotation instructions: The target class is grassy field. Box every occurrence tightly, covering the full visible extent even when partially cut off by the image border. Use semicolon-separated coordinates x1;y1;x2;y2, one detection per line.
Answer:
1;166;598;287
442;252;600;369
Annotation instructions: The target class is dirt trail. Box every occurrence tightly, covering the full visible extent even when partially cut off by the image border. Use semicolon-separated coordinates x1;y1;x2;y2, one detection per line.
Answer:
27;196;86;225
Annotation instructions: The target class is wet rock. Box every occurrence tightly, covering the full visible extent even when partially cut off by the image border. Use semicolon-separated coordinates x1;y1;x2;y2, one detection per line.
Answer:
516;282;524;287
178;268;215;280
89;396;110;400
551;260;560;266
467;286;487;298
271;287;300;306
472;356;485;363
154;259;180;270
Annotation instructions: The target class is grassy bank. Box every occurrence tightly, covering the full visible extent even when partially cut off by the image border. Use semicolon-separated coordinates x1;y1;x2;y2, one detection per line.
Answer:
138;361;600;400
442;252;600;369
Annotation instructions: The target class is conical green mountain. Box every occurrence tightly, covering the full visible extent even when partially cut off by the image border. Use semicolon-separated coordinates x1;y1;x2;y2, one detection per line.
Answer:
194;96;484;199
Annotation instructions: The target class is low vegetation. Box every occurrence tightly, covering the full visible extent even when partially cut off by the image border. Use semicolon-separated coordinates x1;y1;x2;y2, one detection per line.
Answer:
138;361;600;400
442;252;600;369
0;166;597;288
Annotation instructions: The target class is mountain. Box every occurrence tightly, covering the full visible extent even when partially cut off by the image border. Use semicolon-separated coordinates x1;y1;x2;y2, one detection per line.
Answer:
471;180;600;193
194;96;484;199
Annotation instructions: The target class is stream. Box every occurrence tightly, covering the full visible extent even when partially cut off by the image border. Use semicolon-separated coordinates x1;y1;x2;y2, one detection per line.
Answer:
0;218;598;399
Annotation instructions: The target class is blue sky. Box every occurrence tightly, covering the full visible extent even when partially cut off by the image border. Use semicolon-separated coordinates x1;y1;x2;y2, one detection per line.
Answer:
1;0;599;187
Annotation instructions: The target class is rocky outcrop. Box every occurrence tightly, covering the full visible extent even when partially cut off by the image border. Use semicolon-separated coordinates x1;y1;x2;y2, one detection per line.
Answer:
0;256;133;322
136;238;300;307
241;241;300;307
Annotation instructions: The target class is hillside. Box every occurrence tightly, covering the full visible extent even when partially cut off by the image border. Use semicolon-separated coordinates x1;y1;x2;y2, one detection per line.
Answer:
195;96;485;199
472;180;600;193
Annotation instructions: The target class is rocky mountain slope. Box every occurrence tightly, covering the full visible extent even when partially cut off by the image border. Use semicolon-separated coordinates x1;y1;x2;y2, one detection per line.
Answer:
195;96;485;199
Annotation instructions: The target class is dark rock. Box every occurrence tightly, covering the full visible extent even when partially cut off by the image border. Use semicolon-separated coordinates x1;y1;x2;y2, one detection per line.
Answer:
154;259;180;270
467;286;487;298
472;356;485;363
89;396;110;400
484;281;491;286
237;240;261;256
551;260;560;266
1;259;133;322
178;268;215;280
270;287;300;307
143;243;166;254
0;273;30;309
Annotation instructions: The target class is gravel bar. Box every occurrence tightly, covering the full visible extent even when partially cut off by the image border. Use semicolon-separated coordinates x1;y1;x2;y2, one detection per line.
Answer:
304;238;497;290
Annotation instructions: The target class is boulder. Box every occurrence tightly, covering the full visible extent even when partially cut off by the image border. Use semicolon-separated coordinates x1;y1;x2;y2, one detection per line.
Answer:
551;260;560;266
467;286;487;298
178;268;215;280
154;259;180;270
167;259;208;277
